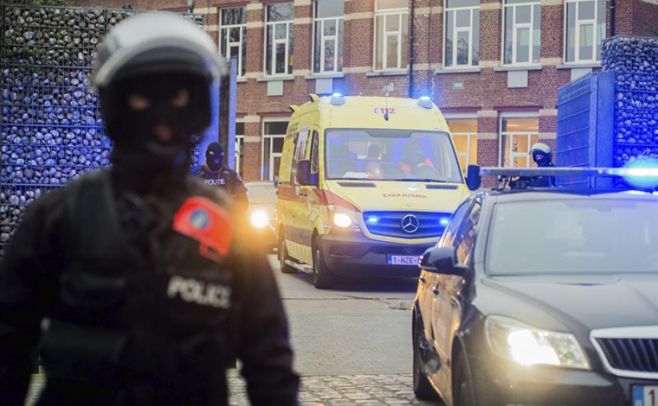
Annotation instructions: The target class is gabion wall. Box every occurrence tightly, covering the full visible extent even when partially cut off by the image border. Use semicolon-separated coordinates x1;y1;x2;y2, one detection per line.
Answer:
1;5;203;257
601;36;658;167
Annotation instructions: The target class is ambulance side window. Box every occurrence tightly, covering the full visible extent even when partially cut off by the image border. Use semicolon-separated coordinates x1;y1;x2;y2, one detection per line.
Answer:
292;128;309;185
278;133;296;184
310;130;319;176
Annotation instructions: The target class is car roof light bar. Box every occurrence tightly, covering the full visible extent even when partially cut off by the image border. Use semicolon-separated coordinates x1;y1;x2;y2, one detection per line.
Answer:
480;167;658;178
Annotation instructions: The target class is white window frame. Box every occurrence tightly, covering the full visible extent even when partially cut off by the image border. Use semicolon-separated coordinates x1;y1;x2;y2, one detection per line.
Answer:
564;0;605;63
498;113;539;168
443;1;479;69
502;0;541;66
374;1;408;71
261;118;288;180
445;114;478;173
264;4;293;76
235;135;245;177
312;1;344;74
219;7;247;77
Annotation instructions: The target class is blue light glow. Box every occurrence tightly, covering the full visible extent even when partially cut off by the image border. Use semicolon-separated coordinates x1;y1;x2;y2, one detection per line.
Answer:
366;216;379;224
419;96;431;100
439;217;450;226
332;92;343;97
617;159;658;189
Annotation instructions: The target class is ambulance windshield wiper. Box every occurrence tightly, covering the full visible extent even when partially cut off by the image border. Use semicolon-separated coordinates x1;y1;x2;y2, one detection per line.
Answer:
391;178;451;183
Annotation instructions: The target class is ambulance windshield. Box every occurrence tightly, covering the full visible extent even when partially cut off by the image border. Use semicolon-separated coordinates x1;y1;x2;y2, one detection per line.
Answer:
325;129;463;182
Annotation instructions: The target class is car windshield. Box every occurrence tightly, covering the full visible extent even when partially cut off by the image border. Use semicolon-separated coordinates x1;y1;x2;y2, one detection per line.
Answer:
246;183;277;204
487;199;658;275
324;129;462;182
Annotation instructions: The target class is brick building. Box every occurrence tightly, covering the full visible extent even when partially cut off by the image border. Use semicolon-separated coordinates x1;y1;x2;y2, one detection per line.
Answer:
72;0;658;181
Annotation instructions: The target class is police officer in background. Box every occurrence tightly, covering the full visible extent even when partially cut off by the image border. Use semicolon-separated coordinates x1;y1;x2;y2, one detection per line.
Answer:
200;142;248;210
510;143;556;188
0;13;298;406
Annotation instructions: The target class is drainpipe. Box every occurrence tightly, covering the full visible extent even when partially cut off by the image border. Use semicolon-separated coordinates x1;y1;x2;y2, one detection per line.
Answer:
610;0;616;36
408;0;415;98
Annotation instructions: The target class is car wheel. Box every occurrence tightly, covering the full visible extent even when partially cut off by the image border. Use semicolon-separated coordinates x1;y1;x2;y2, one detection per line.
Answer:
412;318;438;401
313;243;335;289
278;237;297;274
453;350;476;406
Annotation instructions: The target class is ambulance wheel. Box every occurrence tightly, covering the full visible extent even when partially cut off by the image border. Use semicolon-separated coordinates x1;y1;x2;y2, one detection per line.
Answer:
278;237;297;274
313;243;335;289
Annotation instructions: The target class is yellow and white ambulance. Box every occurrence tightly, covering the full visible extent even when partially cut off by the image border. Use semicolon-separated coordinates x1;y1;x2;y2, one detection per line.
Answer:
276;94;473;288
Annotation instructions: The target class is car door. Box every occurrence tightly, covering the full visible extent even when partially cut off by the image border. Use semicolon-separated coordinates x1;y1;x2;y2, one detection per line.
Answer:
421;199;472;358
297;128;321;262
287;127;311;262
432;199;482;400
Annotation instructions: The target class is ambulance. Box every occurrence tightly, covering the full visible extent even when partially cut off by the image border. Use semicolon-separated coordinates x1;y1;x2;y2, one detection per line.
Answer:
276;94;473;288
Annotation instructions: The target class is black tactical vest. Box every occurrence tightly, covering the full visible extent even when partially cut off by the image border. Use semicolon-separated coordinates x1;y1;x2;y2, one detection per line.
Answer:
38;172;238;405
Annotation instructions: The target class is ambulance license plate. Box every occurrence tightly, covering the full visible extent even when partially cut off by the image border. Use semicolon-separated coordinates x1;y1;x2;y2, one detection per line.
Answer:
387;255;418;265
633;385;658;406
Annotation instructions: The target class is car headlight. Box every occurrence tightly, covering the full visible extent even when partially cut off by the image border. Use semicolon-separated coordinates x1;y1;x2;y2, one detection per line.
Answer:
327;206;361;232
485;316;589;369
249;209;269;229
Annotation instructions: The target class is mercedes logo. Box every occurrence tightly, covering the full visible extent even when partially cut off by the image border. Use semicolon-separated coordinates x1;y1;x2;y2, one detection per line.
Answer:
401;214;420;234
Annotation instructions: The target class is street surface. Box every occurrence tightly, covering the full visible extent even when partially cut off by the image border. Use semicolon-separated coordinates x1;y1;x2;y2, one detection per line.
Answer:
27;255;437;405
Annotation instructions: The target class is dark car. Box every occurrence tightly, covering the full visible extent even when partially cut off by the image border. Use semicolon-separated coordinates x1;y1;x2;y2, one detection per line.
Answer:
412;168;658;406
245;181;277;251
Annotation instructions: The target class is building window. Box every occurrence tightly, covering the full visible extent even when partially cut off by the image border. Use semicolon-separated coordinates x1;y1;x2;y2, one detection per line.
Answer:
220;7;247;76
499;116;539;167
262;120;288;180
503;0;540;65
313;0;344;73
235;122;245;177
565;0;606;62
444;0;480;68
265;3;294;76
374;0;408;71
446;117;478;173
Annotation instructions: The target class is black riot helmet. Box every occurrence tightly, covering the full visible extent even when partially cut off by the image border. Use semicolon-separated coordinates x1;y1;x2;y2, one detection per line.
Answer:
205;142;225;172
92;12;226;186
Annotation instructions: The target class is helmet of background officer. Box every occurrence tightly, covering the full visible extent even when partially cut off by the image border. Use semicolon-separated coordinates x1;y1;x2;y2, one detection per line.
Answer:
92;12;226;183
529;143;552;167
206;142;225;172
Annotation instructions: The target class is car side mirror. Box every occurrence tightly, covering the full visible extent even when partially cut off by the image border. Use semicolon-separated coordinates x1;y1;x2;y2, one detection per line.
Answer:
466;164;481;191
419;246;467;277
296;160;318;186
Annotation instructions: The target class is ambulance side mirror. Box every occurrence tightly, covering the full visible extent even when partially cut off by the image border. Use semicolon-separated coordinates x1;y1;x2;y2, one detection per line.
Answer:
466;165;481;191
296;160;317;186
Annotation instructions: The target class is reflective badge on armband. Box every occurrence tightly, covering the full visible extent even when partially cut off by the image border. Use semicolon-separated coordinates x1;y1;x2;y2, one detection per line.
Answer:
173;197;233;263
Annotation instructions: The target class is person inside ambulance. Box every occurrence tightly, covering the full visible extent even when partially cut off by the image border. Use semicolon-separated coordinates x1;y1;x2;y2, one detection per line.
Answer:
0;13;298;405
399;140;436;178
365;143;383;179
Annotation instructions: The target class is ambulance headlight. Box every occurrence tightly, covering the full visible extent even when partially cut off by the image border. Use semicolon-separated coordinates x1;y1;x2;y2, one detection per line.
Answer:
333;213;352;228
249;210;269;229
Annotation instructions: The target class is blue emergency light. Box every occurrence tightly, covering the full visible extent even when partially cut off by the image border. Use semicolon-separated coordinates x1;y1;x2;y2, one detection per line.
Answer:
417;96;433;109
330;93;346;106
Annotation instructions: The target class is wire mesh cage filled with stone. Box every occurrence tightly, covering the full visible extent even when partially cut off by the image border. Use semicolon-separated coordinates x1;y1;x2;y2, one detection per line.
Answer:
0;4;204;257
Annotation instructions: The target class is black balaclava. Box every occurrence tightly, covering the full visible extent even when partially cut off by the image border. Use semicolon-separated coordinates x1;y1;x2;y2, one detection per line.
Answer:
205;142;225;172
532;150;552;167
103;71;210;194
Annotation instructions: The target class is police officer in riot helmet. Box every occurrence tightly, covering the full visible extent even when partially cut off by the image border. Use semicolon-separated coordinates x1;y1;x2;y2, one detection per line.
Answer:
0;13;298;406
510;143;555;188
200;141;248;210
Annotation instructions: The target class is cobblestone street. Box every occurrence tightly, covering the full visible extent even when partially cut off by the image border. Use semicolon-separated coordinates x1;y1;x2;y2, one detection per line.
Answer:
227;373;436;405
